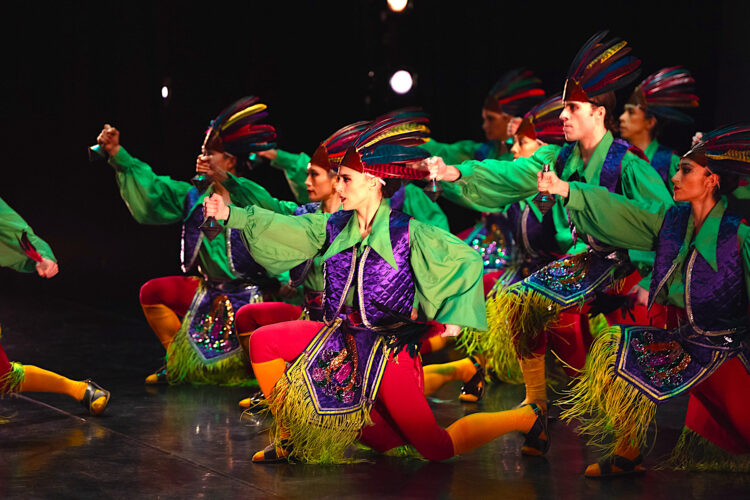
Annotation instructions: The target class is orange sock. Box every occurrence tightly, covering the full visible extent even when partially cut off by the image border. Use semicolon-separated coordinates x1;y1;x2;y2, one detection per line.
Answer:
426;335;448;353
423;357;477;395
447;405;538;455
19;365;88;401
141;304;182;350
518;355;547;409
251;358;287;398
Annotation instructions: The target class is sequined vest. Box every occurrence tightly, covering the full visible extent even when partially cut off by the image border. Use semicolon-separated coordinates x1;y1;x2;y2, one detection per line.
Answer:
322;209;415;330
181;188;270;284
650;144;675;186
555;138;646;252
649;204;748;336
289;202;322;287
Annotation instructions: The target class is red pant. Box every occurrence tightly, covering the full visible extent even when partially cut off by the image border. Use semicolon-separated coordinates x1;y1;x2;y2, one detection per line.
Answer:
0;343;11;382
139;276;199;317
249;320;454;461
236;302;302;334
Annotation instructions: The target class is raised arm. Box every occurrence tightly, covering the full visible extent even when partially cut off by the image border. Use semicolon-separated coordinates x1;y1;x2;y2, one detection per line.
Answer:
261;148;312;204
221;172;299;214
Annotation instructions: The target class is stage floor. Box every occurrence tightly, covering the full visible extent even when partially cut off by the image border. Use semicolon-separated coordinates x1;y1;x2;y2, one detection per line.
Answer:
1;289;748;499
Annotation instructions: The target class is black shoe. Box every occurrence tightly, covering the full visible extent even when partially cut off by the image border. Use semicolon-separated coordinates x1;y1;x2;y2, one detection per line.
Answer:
521;402;549;456
81;380;110;416
459;356;485;403
144;365;168;385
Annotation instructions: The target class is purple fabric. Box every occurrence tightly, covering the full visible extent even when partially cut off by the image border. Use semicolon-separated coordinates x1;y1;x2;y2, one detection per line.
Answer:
389;185;406;211
650;144;674;186
649;204;747;334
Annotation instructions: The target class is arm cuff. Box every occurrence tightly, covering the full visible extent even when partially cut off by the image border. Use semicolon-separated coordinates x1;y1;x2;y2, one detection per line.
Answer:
565;182;586;210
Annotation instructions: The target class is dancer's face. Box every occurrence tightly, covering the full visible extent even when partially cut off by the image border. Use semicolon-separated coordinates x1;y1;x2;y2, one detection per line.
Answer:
201;147;237;175
510;134;542;159
305;164;336;202
671;158;719;202
619;104;655;141
482;109;512;142
336;166;381;211
560;101;603;142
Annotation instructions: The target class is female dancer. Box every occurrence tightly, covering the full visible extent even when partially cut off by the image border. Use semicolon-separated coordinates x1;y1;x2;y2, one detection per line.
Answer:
0;197;109;415
538;124;750;476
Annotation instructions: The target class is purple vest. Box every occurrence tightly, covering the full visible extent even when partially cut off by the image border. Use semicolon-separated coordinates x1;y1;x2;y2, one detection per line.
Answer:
389;185;406;212
181;188;270;284
322;209;415;329
649;204;748;336
289;202;321;287
505;202;562;264
650;144;675;186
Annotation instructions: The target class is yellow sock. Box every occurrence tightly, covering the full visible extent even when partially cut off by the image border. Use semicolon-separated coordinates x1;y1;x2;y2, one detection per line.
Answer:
518;355;547;409
422;357;477;395
19;365;88;401
447;405;538;455
251;358;287;399
427;335;448;353
141;304;182;350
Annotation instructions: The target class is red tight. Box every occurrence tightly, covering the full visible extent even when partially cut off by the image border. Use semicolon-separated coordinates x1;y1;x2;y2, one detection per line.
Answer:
235;302;303;334
249;320;455;461
139;276;199;316
0;343;11;381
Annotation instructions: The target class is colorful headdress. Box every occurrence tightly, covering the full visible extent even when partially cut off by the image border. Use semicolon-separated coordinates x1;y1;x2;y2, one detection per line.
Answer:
515;93;565;145
310;121;372;172
483;69;545;116
562;31;641;103
204;96;277;158
683;124;750;177
626;66;699;124
340;108;431;180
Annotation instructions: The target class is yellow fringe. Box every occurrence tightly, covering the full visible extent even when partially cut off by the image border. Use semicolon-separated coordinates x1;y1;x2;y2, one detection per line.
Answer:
559;326;657;457
665;427;750;472
0;362;25;395
266;357;373;464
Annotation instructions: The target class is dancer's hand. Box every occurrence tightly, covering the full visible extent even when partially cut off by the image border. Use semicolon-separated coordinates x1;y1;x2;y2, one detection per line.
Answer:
36;258;59;278
203;194;230;221
96;124;120;156
536;169;569;197
691;131;703;147
257;149;278;161
423;157;460;182
441;324;461;338
195;153;228;183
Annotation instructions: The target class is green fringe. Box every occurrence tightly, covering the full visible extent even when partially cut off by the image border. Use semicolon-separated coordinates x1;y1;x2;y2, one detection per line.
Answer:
0;362;25;395
384;445;425;460
665;427;750;472
559;326;657;457
165;324;256;387
266;357;372;464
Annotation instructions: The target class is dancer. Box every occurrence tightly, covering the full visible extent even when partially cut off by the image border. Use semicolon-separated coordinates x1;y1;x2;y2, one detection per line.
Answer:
426;32;674;454
96;96;280;386
205;116;551;464
0;196;109;415
537;124;750;476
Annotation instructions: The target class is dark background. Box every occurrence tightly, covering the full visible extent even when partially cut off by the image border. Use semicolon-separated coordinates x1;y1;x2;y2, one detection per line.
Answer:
3;0;750;307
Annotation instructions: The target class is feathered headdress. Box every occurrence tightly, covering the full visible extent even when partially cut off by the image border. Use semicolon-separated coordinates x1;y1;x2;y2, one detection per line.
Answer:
626;66;699;124
515;93;565;145
340;108;431;179
562;31;642;103
483;69;545;116
683;124;750;177
310;120;372;172
204;96;277;158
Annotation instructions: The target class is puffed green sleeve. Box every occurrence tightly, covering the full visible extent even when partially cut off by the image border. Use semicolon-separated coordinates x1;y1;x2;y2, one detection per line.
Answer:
421;138;481;165
401;184;450;231
270;149;312;203
738;224;750;304
222;172;299;215
409;220;487;330
453;144;559;209
620;151;675;212
225;205;329;275
108;147;192;225
0;197;56;272
565;182;666;251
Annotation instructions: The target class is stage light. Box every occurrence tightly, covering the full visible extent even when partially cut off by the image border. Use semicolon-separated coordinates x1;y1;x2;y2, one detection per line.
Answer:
389;70;413;94
161;85;169;99
387;0;408;12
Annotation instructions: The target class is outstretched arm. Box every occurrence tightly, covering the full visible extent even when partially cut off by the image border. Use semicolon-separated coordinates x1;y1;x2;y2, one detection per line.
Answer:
0;197;58;277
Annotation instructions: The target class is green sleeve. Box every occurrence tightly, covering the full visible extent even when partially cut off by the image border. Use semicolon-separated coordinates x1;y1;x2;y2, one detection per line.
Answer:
422;138;481;165
401;184;450;231
0;197;56;272
409;220;488;330
225;205;329;275
453;144;559;209
739;224;750;304
108;147;192;225
270;149;311;203
566;182;666;251
620;151;675;212
222;172;299;215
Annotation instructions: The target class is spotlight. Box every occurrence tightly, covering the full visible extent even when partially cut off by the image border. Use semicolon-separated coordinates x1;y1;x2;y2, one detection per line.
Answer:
389;70;413;95
161;85;169;99
387;0;408;12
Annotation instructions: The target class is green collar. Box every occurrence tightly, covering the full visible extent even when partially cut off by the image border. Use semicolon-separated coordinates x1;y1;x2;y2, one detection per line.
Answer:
678;197;726;271
564;131;614;184
321;199;398;270
643;139;659;162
